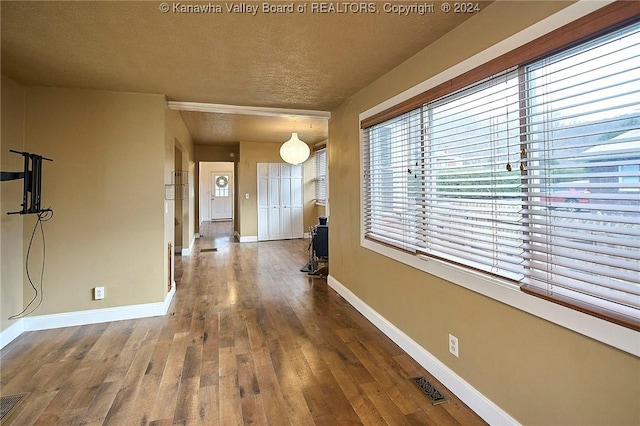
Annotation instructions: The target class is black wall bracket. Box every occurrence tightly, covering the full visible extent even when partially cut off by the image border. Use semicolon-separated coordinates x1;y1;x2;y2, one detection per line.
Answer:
1;150;53;215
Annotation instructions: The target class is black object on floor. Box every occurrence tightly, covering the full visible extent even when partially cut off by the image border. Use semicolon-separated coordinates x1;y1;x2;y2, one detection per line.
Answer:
1;394;25;420
300;261;314;272
410;377;449;405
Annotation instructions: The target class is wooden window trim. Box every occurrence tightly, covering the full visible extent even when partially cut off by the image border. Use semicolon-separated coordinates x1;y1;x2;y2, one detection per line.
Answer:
361;1;640;129
521;285;640;332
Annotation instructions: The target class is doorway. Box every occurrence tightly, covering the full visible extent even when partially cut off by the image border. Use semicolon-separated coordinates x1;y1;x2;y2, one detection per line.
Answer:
199;162;234;223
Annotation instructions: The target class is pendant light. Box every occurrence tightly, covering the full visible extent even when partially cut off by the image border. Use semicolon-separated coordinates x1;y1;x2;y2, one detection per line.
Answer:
280;132;310;165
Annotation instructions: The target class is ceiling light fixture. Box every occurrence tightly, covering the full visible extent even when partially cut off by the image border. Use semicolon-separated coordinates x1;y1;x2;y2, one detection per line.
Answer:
280;132;310;165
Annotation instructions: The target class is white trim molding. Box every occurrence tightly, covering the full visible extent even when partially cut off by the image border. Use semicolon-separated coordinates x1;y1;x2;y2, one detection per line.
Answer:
0;320;25;350
182;234;197;256
235;232;258;243
0;286;176;350
327;275;520;426
168;101;331;120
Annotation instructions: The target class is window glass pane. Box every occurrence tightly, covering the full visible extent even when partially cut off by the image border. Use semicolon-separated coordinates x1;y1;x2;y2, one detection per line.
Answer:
364;109;422;251
523;22;640;310
418;71;524;280
315;148;327;203
215;175;229;197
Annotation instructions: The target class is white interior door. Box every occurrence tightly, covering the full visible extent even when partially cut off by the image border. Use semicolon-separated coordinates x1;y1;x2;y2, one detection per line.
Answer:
268;163;282;238
291;164;304;238
257;162;303;241
210;172;233;220
281;164;293;239
257;164;269;240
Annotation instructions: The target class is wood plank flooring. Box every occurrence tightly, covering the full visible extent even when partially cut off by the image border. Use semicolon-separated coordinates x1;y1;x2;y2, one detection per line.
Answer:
0;222;486;425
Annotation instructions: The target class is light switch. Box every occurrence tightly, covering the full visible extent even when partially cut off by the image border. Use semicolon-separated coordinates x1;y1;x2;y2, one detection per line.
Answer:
245;193;250;199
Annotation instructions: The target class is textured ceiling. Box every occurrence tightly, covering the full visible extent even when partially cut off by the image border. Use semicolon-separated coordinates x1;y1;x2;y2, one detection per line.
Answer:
1;1;493;144
178;110;330;144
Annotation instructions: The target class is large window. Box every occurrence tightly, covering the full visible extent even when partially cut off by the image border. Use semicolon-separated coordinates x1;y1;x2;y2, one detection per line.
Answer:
362;18;640;329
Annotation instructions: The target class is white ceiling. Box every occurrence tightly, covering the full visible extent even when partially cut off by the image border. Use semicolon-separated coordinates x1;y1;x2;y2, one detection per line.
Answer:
1;1;492;145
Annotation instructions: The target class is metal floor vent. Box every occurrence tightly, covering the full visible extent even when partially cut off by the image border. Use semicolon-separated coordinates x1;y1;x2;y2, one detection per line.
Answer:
1;394;25;420
200;248;218;252
411;376;449;405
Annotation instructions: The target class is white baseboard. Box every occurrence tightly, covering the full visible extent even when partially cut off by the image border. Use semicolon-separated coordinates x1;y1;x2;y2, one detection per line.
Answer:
0;286;176;350
327;275;519;426
0;320;25;350
166;281;176;311
182;234;197;256
237;234;258;243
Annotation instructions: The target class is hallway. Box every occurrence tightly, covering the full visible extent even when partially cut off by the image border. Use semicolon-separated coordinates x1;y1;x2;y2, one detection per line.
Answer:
0;222;484;425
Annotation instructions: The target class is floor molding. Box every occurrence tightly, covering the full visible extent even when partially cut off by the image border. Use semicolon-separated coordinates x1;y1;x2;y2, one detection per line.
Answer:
327;274;519;426
0;286;176;350
182;234;197;256
0;320;25;350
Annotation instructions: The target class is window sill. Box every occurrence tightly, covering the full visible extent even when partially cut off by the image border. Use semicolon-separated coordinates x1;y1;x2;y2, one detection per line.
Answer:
361;238;639;356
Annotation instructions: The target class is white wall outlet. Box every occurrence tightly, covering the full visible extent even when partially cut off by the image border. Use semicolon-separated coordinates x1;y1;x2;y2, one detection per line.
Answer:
448;334;459;357
245;193;250;200
94;286;105;300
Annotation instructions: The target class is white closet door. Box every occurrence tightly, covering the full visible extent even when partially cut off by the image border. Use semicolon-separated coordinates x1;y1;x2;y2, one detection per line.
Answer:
257;162;304;241
268;163;282;239
280;164;293;239
257;163;270;241
291;164;304;238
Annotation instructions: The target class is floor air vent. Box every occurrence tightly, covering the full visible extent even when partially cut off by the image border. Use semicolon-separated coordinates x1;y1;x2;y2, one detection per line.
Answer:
200;248;218;252
411;376;449;405
1;394;25;420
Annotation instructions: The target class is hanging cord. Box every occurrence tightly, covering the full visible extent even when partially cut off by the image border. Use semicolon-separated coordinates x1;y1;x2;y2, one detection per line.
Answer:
8;209;54;319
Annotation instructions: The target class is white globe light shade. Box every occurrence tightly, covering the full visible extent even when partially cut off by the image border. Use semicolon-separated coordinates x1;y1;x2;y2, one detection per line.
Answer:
280;133;310;165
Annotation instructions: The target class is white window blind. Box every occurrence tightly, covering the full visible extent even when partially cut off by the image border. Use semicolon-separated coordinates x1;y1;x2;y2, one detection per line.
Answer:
315;148;327;204
363;109;422;252
362;20;640;328
417;70;524;281
520;22;640;320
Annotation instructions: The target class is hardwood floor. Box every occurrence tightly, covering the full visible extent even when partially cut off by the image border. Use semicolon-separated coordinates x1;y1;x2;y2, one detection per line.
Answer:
0;222;486;425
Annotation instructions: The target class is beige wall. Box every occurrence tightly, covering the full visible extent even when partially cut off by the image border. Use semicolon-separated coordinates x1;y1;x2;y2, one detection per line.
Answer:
1;76;26;332
237;141;317;239
328;2;639;425
14;86;168;314
0;80;195;332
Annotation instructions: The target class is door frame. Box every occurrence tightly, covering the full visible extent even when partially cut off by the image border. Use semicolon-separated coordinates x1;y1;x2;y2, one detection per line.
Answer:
199;161;235;223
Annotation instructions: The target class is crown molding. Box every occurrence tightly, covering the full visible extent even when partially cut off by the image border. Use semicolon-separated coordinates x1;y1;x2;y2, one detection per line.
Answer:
168;101;331;120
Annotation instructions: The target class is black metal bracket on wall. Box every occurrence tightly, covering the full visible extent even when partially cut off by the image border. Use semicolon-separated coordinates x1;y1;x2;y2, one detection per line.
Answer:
1;150;53;215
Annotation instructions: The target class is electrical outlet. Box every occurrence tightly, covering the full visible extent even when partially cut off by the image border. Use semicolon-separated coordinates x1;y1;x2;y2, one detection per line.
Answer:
448;334;459;357
94;287;105;300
